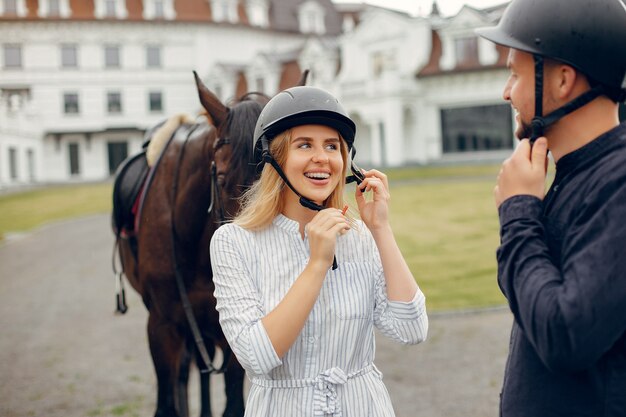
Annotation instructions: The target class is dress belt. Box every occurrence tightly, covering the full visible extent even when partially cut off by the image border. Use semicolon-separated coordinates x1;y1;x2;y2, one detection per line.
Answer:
251;364;380;417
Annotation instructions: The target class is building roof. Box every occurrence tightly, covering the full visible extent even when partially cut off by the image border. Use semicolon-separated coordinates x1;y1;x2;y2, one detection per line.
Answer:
1;0;344;34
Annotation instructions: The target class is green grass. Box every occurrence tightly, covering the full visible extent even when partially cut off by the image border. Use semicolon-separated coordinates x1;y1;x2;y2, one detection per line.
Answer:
0;165;507;311
0;182;113;239
387;180;504;311
384;163;501;182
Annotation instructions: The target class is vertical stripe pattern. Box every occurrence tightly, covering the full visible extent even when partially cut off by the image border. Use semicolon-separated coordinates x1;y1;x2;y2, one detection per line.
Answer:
210;214;428;417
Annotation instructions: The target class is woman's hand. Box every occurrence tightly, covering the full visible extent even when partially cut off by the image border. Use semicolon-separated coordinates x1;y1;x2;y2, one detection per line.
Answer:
306;208;350;269
355;169;391;232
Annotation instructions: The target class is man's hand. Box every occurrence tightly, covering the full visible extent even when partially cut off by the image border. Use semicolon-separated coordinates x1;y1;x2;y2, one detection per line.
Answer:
495;137;548;208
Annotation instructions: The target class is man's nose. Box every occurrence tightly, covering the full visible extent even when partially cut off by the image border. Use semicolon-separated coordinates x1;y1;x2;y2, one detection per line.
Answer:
502;78;512;101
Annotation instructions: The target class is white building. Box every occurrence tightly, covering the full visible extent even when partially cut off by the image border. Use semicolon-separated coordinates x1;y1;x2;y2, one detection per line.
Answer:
0;0;341;188
2;0;549;189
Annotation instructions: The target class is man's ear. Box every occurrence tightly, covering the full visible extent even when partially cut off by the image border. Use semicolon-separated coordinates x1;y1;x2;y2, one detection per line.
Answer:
552;63;582;100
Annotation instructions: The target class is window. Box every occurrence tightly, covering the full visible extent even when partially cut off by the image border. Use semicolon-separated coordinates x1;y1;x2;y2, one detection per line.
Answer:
298;1;325;34
146;45;161;68
107;92;122;113
105;45;120;68
255;77;265;93
107;142;128;174
455;36;479;67
63;93;79;114
246;0;268;27
441;104;513;153
149;91;162;112
61;44;77;68
211;0;237;23
105;0;115;16
68;143;80;175
27;149;35;181
38;0;70;18
48;0;60;15
371;50;396;78
3;44;22;69
154;0;164;17
4;0;17;14
8;147;17;180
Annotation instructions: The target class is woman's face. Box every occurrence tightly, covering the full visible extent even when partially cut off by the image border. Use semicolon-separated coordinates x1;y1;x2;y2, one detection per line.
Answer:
282;124;344;206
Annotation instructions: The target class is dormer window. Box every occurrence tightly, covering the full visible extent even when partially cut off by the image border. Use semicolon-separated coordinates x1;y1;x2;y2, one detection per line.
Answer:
246;0;268;28
3;0;16;14
2;0;27;17
105;0;115;16
298;1;326;35
211;0;238;24
95;0;128;19
455;36;479;67
142;0;176;20
38;0;71;18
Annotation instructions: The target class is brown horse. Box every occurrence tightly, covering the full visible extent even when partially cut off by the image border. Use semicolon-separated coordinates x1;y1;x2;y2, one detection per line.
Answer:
113;73;268;417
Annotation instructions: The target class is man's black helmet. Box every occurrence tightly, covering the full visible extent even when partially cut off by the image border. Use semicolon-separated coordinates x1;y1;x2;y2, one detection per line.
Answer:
476;0;626;94
253;86;356;163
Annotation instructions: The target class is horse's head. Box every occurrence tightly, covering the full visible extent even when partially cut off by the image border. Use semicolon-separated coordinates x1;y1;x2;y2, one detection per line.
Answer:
194;72;269;221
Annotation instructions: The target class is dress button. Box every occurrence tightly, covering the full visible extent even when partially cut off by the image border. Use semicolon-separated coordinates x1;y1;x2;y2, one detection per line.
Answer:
308;337;316;344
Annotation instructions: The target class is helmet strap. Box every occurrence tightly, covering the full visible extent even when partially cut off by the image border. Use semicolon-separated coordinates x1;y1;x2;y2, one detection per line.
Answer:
530;54;545;143
531;54;606;145
345;147;365;186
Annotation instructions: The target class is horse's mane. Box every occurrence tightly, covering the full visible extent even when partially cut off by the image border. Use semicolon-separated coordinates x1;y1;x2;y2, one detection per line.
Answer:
223;93;269;190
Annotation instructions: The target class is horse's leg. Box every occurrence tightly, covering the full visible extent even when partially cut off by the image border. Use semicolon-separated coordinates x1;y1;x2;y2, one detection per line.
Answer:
199;342;216;417
148;313;185;417
222;355;245;417
175;341;192;417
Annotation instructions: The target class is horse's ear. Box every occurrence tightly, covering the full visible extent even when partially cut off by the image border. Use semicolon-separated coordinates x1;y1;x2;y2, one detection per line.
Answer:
193;71;229;128
296;69;309;86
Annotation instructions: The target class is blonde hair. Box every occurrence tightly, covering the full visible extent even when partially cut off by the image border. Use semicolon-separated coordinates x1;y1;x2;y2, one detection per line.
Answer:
235;128;349;230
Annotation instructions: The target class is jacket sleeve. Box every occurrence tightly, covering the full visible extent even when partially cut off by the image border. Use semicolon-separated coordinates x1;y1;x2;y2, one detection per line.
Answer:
497;187;626;373
209;225;282;376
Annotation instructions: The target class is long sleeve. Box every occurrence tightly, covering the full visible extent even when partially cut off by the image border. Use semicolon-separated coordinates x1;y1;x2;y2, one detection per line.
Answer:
368;230;428;345
210;225;282;376
497;189;626;373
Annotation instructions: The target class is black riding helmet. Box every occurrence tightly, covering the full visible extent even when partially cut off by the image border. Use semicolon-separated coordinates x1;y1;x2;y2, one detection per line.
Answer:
253;86;356;163
476;0;626;141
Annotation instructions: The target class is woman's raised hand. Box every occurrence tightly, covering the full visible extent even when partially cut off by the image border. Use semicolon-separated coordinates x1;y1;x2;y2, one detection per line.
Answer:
306;208;350;270
355;169;391;232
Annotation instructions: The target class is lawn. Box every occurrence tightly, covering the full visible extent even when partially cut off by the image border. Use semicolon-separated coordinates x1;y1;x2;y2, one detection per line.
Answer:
0;182;113;238
0;164;506;311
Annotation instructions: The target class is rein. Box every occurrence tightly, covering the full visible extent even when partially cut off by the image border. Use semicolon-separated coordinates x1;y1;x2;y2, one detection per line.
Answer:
169;124;232;375
208;137;230;224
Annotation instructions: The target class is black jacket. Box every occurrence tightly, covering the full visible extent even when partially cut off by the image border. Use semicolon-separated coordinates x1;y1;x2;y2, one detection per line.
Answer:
497;123;626;417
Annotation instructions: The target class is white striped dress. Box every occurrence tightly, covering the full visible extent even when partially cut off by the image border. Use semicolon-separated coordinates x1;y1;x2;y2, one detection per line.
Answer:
210;214;428;417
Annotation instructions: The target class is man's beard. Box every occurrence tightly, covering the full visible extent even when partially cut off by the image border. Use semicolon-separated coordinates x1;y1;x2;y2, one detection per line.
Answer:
516;119;534;141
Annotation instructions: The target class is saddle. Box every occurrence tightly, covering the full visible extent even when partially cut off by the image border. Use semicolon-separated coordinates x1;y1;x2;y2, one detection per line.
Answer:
111;150;149;239
111;115;195;251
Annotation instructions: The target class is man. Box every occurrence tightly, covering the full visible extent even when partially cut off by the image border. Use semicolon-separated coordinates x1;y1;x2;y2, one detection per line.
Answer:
475;0;626;416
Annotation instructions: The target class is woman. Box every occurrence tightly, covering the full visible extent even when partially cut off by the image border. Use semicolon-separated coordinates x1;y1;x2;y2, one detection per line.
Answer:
210;86;428;417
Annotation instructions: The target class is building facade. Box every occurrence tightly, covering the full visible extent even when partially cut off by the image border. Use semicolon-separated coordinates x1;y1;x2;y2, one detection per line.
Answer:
0;0;538;189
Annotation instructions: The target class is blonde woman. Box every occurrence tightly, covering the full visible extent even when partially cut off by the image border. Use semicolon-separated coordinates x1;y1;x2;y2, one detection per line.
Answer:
210;86;428;417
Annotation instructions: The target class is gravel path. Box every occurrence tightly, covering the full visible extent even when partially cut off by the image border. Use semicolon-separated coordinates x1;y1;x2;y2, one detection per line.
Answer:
0;214;511;417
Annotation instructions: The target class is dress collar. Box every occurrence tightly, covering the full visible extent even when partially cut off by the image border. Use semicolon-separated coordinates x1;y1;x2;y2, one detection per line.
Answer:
273;214;301;235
